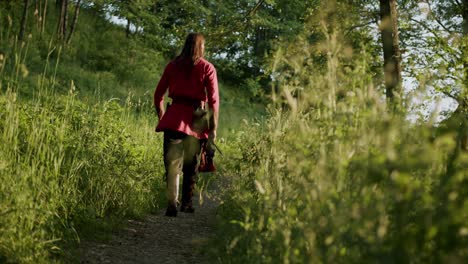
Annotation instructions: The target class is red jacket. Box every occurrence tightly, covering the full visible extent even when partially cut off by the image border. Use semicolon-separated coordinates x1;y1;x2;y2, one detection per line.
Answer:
154;58;219;139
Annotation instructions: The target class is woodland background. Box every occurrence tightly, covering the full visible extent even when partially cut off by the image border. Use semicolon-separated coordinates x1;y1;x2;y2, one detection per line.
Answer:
0;0;467;263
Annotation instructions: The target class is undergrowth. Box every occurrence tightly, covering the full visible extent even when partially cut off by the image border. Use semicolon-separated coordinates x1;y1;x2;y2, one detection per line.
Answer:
213;19;467;264
0;39;165;261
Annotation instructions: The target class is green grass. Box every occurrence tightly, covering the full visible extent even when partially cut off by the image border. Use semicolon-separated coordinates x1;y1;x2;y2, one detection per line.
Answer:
3;2;466;263
0;83;166;262
211;28;468;263
0;12;168;262
217;82;268;140
0;8;266;261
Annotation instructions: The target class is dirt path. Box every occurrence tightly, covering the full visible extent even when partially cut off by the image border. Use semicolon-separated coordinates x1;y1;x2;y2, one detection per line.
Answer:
79;187;220;264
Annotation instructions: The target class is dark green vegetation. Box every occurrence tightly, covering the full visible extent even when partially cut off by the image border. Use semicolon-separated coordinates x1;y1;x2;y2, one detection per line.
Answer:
0;2;169;262
212;0;468;263
1;0;467;263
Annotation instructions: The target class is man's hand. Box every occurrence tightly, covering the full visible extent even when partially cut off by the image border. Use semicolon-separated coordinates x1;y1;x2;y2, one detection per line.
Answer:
208;130;217;142
207;130;217;156
155;106;164;121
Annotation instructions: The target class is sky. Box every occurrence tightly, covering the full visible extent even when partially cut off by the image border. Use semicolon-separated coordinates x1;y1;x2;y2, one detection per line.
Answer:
403;2;460;123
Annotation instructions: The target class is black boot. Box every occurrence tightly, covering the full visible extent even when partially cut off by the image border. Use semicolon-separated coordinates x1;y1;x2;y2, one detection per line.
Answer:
165;204;177;217
181;174;196;213
180;204;195;213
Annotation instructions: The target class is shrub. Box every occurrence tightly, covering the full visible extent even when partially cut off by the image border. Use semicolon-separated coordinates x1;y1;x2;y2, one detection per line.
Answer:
0;87;164;262
214;25;467;263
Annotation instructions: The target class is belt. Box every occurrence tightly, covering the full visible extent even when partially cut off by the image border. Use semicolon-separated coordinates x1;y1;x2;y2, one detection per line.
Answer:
171;97;205;108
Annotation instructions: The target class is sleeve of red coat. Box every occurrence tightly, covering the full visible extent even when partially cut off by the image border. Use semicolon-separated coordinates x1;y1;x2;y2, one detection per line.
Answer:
205;63;219;131
205;64;219;112
154;63;171;118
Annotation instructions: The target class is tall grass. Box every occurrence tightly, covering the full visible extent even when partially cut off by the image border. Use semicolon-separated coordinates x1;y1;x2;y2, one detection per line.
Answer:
213;21;467;263
0;37;165;262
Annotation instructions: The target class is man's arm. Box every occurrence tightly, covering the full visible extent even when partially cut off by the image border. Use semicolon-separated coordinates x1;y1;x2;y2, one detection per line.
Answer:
205;64;219;139
154;63;171;120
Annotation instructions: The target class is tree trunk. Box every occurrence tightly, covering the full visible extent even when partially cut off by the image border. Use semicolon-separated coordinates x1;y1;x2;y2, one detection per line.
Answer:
390;0;402;87
41;0;48;35
66;0;80;44
461;0;468;150
57;0;65;39
463;0;468;94
126;19;131;38
379;0;401;110
35;0;39;31
19;0;30;41
56;0;68;40
62;0;68;39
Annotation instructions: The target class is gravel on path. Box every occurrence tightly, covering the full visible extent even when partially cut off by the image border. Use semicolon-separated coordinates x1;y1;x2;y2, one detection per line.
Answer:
79;188;219;264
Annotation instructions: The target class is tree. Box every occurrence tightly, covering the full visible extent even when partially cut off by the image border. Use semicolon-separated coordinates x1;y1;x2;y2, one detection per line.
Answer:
19;0;30;41
41;0;49;35
66;0;81;44
379;0;401;110
461;0;468;150
462;0;468;107
403;0;467;149
57;0;68;40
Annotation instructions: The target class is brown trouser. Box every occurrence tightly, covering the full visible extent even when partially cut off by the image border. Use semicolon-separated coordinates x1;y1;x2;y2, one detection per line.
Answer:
163;130;202;207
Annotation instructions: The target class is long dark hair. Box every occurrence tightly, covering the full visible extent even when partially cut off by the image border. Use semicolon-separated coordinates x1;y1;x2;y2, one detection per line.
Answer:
175;33;205;66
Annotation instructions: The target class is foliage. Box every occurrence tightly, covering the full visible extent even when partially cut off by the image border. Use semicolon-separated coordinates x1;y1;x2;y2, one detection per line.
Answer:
1;0;467;263
212;12;468;263
0;1;165;101
0;29;165;261
0;85;165;262
398;0;467;105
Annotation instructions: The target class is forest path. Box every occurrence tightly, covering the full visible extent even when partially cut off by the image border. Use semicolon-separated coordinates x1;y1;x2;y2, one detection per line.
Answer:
79;182;221;264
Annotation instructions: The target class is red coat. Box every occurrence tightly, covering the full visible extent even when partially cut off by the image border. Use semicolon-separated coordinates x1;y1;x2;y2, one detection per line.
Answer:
153;58;219;139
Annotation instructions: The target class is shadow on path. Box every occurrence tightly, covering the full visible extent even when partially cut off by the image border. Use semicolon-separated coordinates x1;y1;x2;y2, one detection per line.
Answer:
80;189;219;264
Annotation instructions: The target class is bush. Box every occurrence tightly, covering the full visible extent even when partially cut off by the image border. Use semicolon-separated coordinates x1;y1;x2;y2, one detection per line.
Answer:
213;26;467;263
0;87;164;262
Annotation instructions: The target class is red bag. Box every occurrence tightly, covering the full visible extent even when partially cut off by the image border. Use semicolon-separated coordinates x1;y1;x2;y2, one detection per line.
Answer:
199;141;216;172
